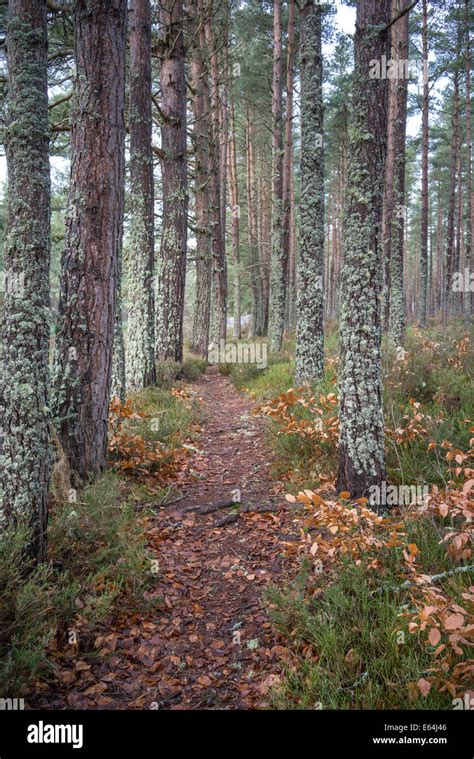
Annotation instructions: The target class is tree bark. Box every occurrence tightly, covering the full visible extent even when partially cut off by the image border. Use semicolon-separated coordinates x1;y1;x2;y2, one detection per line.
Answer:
155;0;188;363
464;0;473;319
52;0;127;484
295;0;325;384
337;0;390;499
444;73;459;322
268;0;284;353
228;96;241;339
1;0;50;560
126;0;156;389
206;5;227;344
419;0;429;326
388;0;409;345
189;0;212;358
281;0;296;336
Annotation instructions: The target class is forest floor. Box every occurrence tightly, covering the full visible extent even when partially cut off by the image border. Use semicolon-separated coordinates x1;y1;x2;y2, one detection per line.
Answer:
31;369;301;710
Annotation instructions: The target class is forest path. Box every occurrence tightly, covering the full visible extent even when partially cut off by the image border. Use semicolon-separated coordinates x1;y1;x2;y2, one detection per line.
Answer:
34;370;300;710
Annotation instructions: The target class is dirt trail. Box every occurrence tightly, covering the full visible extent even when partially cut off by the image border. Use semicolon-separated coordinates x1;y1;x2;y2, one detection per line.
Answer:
33;370;299;710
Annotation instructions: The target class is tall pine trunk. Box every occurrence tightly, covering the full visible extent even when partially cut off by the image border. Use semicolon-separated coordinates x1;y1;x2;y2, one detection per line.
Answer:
53;0;127;484
444;74;459;322
464;0;473;319
388;0;409;345
295;0;325;384
156;0;188;363
228;96;241;339
419;0;429;326
268;0;284;353
337;0;390;499
126;0;156;389
189;0;212;358
1;0;50;560
206;8;227;345
281;0;296;337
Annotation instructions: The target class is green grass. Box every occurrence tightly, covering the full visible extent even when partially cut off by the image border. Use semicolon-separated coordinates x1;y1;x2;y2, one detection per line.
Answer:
0;377;202;698
128;384;201;448
269;556;471;710
224;323;473;710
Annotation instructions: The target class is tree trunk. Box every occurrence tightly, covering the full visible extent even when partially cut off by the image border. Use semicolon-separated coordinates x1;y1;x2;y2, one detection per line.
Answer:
1;0;50;560
388;0;409;345
206;7;227;344
419;0;429;326
246;109;260;338
53;0;127;485
464;0;473;319
228;96;241;339
281;0;296;337
190;0;212;358
295;0;325;384
337;0;390;499
155;0;188;363
126;0;156;389
268;0;284;353
444;73;459;322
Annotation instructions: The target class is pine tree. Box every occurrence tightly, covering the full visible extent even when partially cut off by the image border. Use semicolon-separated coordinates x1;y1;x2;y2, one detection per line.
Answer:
268;0;284;353
295;0;325;384
52;0;127;483
337;0;390;499
126;0;156;389
189;0;212;359
155;0;188;363
0;0;51;560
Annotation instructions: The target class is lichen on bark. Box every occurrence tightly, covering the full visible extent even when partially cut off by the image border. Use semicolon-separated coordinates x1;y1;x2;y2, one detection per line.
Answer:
337;0;390;499
295;0;325;385
0;1;51;560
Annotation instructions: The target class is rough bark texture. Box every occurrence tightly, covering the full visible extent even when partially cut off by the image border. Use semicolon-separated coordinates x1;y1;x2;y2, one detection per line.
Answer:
281;0;295;337
246;110;261;338
206;8;227;345
295;0;325;384
189;0;212;359
388;0;409;345
52;0;127;484
229;96;241;339
126;0;156;389
444;74;459;321
155;0;188;363
268;0;284;353
0;0;50;560
419;0;429;326
337;0;390;498
464;0;473;319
